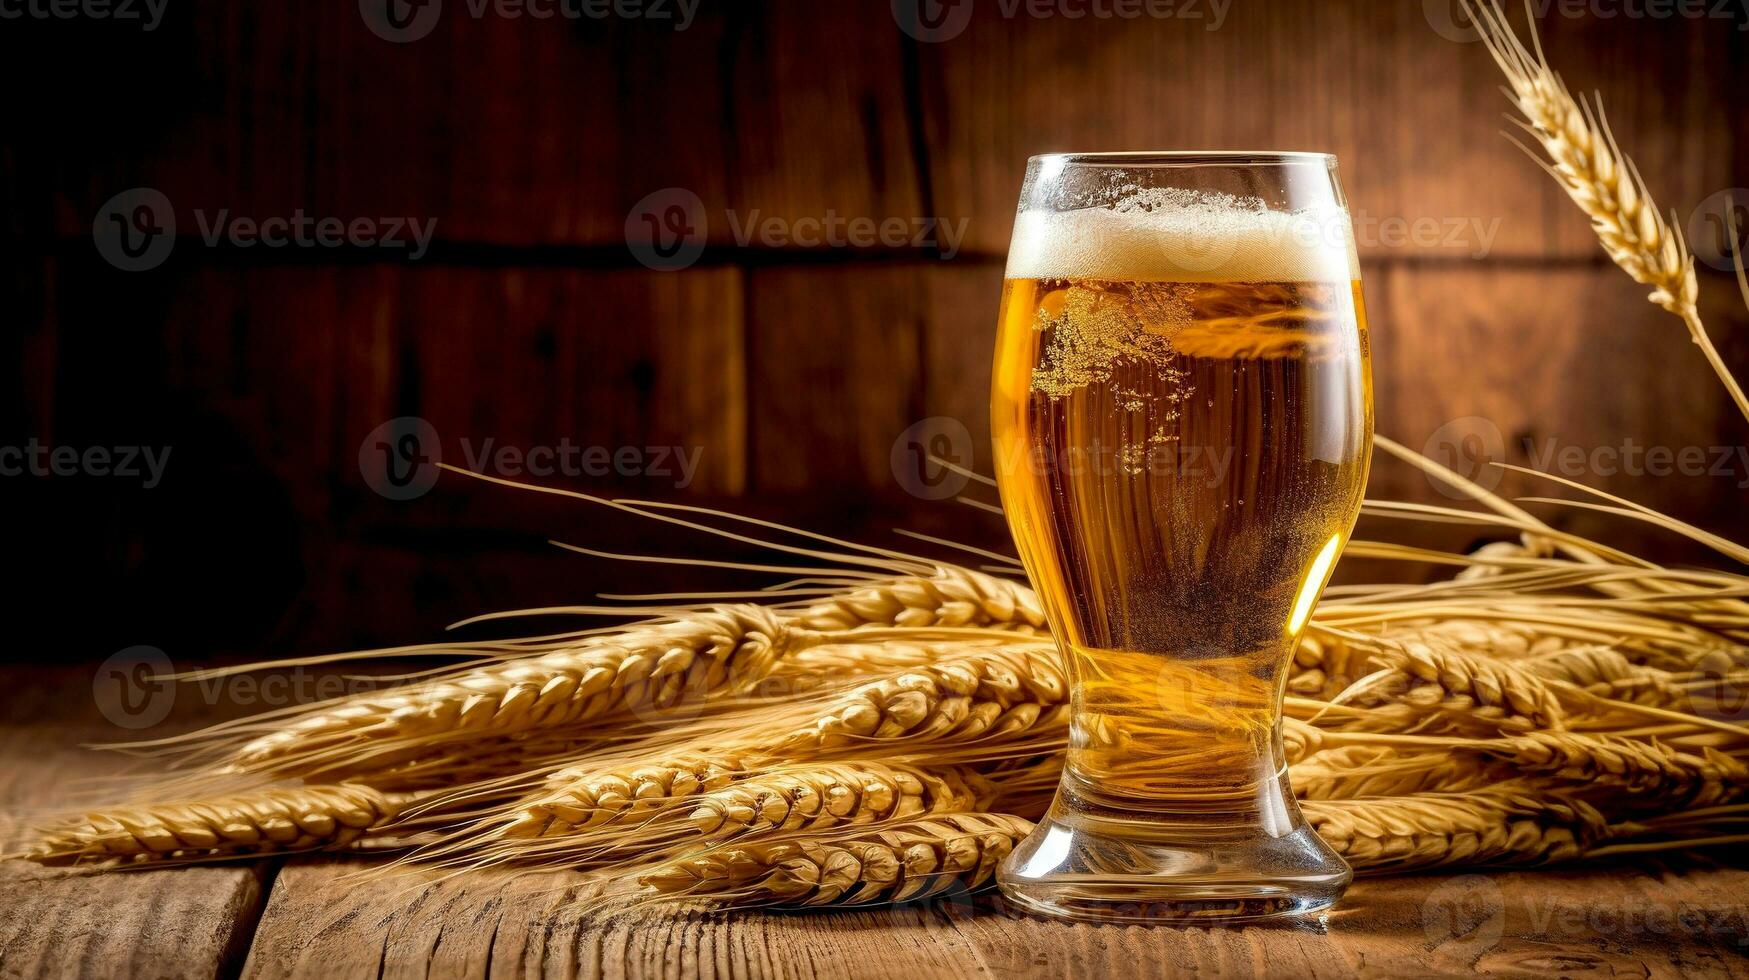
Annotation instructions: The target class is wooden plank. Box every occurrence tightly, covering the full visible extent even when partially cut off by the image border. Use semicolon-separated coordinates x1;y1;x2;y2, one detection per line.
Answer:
9;3;926;249
726;5;927;245
746;262;927;493
400;265;747;497
1327;859;1749;977
19;3;740;246
916;0;1742;260
1364;262;1749;549
19;259;747;657
243;863;1000;980
918;261;1006;479
0;670;270;980
153;263;748;506
5;1;1740;259
238;856;1749;978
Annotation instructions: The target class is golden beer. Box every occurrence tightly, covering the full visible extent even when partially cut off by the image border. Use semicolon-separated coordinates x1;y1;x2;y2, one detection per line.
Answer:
992;156;1372;922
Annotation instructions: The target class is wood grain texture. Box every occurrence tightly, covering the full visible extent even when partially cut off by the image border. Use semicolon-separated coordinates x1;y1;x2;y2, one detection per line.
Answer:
3;3;738;246
234;858;1749;979
726;5;926;242
0;671;269;980
1364;262;1749;537
915;1;1742;259
6;2;926;248
11;260;747;658
18;1;1735;256
747;262;928;493
144;263;749;506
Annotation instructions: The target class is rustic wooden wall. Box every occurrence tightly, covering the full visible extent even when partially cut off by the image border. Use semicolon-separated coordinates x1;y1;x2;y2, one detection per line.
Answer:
3;0;1746;660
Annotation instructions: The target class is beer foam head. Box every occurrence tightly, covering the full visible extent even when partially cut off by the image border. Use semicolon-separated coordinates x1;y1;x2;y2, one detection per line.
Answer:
1005;188;1360;283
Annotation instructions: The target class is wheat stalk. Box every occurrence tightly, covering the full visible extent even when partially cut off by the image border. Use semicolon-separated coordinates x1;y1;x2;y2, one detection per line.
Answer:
1464;0;1748;424
1303;782;1608;872
1291;620;1584;700
1497;732;1749;808
688;764;994;839
232;605;806;777
28;784;410;865
638;813;1032;907
1369;639;1569;731
1521;646;1687;707
454;760;994;877
500;643;1062;840
793;567;1046;633
478;641;1062;860
772;645;1069;757
506;753;751;838
1290;745;1505;799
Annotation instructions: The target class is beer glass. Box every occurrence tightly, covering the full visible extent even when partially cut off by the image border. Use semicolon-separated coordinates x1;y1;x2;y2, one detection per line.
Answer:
991;153;1372;922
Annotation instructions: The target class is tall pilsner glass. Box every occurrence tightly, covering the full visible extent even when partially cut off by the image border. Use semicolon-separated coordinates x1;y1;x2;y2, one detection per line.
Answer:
991;153;1373;922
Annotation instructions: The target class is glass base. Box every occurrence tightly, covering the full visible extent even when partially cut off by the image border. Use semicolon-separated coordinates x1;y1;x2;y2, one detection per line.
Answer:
997;789;1351;925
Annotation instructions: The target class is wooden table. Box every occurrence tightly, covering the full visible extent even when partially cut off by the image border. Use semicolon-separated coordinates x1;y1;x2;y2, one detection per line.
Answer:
3;668;1746;979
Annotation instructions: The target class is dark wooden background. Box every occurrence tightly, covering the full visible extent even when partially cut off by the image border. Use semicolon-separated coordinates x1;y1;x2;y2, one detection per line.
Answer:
3;0;1747;664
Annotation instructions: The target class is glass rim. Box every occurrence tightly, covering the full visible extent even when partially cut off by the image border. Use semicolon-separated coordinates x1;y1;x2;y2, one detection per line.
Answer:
1027;151;1337;167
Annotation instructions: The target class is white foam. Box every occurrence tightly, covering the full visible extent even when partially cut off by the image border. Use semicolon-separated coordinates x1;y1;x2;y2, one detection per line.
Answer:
1004;188;1360;283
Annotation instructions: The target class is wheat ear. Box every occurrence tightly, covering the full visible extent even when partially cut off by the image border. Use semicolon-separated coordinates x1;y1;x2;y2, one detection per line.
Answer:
688;763;995;839
1465;0;1748;423
28;784;410;865
1303;783;1608;872
1290;744;1505;799
638;813;1032;907
506;753;752;838
794;567;1047;633
1497;732;1749;808
773;645;1069;758
233;605;805;776
1371;640;1569;731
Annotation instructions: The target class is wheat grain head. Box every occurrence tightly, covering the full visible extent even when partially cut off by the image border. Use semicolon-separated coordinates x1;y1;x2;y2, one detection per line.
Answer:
638;812;1032;907
29;783;409;865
